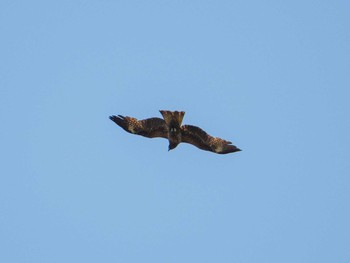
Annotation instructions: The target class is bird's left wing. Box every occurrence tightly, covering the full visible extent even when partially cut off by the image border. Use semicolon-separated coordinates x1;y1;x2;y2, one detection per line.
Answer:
109;115;168;139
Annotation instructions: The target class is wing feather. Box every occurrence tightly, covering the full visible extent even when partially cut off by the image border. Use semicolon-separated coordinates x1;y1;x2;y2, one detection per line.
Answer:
180;125;213;152
181;125;241;154
109;115;168;139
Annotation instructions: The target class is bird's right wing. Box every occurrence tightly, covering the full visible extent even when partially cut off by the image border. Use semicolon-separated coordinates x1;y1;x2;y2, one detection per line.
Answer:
109;115;168;139
180;125;213;152
181;125;241;154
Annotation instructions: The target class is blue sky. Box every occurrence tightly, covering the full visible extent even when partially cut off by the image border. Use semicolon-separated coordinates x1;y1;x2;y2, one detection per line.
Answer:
1;0;349;262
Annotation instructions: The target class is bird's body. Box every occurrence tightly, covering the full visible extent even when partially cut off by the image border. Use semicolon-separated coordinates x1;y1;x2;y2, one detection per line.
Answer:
109;110;241;154
159;110;184;150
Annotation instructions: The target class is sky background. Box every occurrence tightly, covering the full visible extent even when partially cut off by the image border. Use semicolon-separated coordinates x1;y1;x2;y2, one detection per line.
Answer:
1;0;350;262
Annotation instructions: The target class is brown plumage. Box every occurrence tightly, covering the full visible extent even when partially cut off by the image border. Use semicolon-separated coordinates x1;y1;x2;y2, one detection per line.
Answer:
109;110;241;154
109;115;168;138
159;110;185;151
181;125;240;154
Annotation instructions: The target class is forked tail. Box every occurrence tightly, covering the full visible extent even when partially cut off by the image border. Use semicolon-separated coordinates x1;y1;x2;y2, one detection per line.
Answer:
159;110;185;127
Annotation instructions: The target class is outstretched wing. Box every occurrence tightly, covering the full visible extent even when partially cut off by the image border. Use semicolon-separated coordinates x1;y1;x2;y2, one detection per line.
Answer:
181;125;241;154
109;115;168;139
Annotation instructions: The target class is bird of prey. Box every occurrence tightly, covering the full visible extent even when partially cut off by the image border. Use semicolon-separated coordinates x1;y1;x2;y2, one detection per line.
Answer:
109;110;241;154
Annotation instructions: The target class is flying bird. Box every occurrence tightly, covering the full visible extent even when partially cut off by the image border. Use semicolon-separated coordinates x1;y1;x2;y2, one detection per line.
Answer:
109;110;241;154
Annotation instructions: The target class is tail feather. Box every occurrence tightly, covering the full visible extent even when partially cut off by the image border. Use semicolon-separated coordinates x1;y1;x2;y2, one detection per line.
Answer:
159;110;185;127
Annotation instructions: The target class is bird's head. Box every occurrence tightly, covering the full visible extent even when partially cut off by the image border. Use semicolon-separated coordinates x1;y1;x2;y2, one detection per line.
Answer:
168;142;179;151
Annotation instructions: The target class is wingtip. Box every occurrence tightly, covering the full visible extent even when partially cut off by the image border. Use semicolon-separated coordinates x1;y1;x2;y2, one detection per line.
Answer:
231;146;242;153
109;115;123;125
226;141;241;153
109;115;126;122
219;145;242;154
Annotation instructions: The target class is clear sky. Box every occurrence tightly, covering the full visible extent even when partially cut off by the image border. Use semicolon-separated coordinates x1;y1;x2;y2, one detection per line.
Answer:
1;0;349;262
